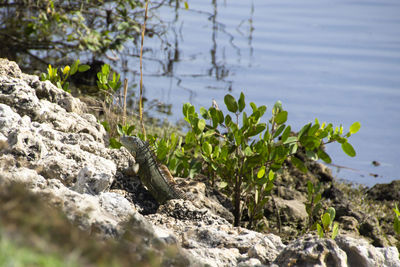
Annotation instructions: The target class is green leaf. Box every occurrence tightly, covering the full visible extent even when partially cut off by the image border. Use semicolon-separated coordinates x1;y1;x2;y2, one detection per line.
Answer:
341;142;356;157
250;102;257;112
217;110;224;124
308;123;320;136
317;149;332;164
300;136;321;151
272;101;282;115
185;131;195;144
307;181;313;195
63;82;70;92
275;111;288;125
322;213;331;229
70;60;79;75
157;142;168;161
394;204;400;217
249;124;266;137
314;193;322;204
213;146;220;158
78;64;90;72
273;124;286;138
326;207;336;222
394;216;400;235
331;222;339;240
225;114;232;126
101;64;110;75
289;143;298;155
298;123;311;139
281;126;291;143
265;181;274;192
317;224;324;238
183;102;191;117
117;124;124;136
268;170;275;181
258;105;267;117
127;125;135;136
242;112;249;129
209;108;218;128
238;92;245;112
349;122;361;134
257;166;265;178
263;127;271;141
283;136;297;144
200;107;209;119
291;156;307;173
224;94;238;113
198;119;206;132
202;141;212;156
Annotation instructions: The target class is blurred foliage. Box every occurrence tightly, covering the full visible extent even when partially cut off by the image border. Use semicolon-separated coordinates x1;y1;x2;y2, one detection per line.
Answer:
40;59;90;92
0;181;189;266
0;0;151;69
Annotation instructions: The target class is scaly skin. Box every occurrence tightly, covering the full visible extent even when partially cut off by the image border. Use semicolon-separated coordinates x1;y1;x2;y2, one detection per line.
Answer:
120;135;184;204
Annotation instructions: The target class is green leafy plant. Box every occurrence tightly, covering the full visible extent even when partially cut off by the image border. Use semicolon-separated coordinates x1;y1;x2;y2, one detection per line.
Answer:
394;203;400;236
97;64;122;104
179;92;360;228
305;181;323;229
40;59;90;92
317;207;339;239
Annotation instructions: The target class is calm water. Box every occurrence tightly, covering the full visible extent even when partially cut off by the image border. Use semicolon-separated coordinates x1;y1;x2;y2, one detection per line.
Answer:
121;0;400;186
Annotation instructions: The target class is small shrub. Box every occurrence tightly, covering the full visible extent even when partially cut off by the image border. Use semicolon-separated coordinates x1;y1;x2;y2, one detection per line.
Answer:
317;207;339;240
40;59;90;92
96;64;122;104
179;92;360;227
306;181;323;229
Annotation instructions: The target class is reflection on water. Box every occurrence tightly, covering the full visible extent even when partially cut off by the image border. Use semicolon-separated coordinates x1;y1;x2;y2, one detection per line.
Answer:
120;0;400;186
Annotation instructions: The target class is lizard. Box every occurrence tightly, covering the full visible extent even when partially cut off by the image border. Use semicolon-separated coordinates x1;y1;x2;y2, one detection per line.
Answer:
120;135;185;204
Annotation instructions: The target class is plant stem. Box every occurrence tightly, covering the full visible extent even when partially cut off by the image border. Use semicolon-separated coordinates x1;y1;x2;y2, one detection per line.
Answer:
234;173;241;227
123;78;128;125
139;0;149;138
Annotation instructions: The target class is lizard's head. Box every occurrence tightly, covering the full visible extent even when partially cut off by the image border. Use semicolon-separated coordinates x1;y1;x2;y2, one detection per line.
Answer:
120;135;142;157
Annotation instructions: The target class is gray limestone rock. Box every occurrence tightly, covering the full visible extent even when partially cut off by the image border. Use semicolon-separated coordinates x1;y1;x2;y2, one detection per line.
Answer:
336;236;400;267
274;235;348;267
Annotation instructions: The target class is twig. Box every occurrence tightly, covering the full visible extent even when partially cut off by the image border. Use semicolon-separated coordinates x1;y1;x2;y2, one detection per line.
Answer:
139;0;150;138
123;78;128;125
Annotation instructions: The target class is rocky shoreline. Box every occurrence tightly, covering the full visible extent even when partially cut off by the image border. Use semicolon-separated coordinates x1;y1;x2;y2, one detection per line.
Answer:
0;58;399;266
